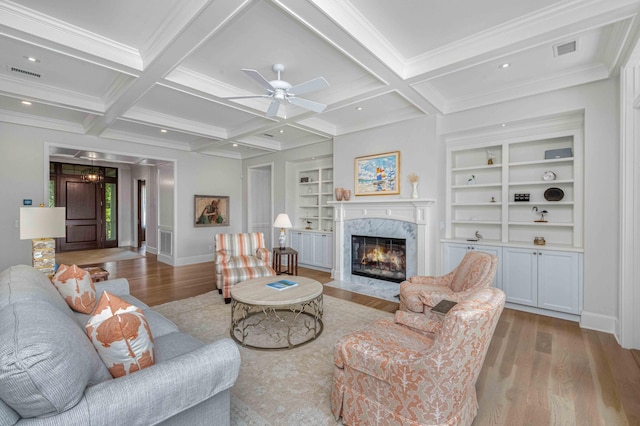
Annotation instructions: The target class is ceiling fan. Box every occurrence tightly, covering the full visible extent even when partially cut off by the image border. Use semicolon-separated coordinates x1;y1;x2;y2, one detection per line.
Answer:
225;64;330;117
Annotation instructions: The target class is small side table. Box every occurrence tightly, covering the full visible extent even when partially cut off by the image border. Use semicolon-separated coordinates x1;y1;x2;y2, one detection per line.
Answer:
81;266;110;282
272;247;298;276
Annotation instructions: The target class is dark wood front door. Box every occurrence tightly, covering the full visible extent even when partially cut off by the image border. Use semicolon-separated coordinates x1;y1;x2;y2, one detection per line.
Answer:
59;177;102;251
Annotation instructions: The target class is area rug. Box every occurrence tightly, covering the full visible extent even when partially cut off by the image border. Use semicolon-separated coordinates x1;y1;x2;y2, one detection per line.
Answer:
152;290;393;425
56;247;144;265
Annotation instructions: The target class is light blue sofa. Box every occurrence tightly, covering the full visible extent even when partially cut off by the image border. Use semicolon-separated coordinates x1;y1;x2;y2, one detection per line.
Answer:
0;265;241;426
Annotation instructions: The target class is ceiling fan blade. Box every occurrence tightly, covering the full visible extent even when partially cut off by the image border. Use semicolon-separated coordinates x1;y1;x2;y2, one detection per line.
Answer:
288;77;330;96
224;95;271;100
242;69;275;92
287;96;327;113
266;100;280;117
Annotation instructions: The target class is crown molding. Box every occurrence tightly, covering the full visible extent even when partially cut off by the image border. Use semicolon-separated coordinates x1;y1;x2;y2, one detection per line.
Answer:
122;106;228;139
0;1;143;70
0;73;104;113
0;108;85;133
99;127;192;151
444;62;610;113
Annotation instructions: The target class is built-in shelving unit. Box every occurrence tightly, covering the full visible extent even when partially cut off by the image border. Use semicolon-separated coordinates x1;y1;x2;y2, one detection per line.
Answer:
446;116;583;248
297;165;333;232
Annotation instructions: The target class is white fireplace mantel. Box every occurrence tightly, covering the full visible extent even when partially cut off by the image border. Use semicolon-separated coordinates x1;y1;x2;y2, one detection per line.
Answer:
328;199;436;282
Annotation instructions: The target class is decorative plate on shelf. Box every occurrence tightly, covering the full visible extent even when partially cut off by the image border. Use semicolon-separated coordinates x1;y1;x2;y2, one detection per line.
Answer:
544;187;564;201
542;171;557;181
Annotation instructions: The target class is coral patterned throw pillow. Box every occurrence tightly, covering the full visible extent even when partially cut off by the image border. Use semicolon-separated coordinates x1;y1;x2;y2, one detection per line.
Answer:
51;264;97;314
86;291;155;378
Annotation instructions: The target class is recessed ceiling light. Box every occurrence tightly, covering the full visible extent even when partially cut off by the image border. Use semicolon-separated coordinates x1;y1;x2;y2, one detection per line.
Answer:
24;56;39;63
279;129;284;133
21;100;32;106
501;123;507;127
160;129;167;133
356;106;363;111
232;143;238;147
499;63;510;69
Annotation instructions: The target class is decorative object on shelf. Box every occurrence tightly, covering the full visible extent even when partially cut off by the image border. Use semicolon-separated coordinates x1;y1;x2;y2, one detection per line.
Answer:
514;193;530;202
542;171;557;181
305;220;312;230
20;206;66;277
274;213;293;249
342;189;351;201
532;206;548;222
467;175;476;185
408;172;419;198
544;147;573;159
354;151;400;196
475;230;483;240
300;177;309;183
544;187;564;201
335;187;344;201
534;236;546;245
490;197;496;203
194;195;229;227
81;157;104;184
487;150;496;165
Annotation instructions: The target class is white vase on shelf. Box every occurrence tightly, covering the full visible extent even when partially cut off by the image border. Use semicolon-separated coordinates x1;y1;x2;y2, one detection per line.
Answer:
411;182;419;199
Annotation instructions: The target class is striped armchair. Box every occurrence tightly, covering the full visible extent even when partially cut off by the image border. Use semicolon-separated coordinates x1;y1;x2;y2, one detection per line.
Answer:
214;232;276;303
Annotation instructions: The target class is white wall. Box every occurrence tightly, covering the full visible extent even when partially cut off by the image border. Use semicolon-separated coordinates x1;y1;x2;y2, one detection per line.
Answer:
438;78;620;332
0;122;243;270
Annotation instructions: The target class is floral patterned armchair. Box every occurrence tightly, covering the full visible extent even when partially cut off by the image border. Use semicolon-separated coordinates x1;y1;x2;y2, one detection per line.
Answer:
331;287;506;425
399;251;498;314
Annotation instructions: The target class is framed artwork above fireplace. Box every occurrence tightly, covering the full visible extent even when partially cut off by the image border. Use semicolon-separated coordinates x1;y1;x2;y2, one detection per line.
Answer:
354;151;400;196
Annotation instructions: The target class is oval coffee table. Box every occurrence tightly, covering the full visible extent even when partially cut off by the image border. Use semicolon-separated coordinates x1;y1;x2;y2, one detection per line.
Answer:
230;276;323;350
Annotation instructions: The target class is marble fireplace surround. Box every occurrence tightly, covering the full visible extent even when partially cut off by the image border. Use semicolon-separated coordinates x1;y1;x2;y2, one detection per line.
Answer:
328;199;436;285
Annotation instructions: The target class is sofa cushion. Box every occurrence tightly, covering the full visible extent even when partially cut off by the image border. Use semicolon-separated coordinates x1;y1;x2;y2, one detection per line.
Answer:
0;301;112;418
52;264;97;314
76;307;178;338
0;265;76;320
86;292;156;378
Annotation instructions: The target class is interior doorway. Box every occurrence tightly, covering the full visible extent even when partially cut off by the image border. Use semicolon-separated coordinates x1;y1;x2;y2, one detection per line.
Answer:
247;164;273;248
137;179;146;247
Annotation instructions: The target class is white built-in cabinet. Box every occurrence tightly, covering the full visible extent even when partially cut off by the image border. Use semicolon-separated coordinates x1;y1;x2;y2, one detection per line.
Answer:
443;112;584;320
502;247;582;315
289;230;333;270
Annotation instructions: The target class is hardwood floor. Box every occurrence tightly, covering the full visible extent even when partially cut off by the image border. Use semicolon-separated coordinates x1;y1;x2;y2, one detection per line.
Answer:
88;249;640;425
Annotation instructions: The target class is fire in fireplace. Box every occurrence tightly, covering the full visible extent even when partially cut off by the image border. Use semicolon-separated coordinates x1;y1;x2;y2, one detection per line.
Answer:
351;235;406;283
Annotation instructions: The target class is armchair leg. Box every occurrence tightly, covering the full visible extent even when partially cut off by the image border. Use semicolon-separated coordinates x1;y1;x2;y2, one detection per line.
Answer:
218;288;222;294
224;297;231;304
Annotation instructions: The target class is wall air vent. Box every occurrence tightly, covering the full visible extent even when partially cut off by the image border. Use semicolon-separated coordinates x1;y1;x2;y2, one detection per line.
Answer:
9;66;41;78
554;40;577;57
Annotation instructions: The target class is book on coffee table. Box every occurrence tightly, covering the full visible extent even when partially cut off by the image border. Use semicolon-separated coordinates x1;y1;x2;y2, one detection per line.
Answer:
430;299;457;315
266;279;298;291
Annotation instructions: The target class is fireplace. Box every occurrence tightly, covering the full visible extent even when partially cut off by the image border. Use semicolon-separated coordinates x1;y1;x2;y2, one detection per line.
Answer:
351;235;406;283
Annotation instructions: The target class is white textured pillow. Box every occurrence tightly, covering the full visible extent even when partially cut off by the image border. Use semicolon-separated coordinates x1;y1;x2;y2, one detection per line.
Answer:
86;291;155;378
51;264;96;314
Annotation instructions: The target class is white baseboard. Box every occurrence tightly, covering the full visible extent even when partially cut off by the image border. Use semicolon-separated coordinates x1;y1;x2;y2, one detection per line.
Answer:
580;310;618;335
173;254;214;266
146;245;157;255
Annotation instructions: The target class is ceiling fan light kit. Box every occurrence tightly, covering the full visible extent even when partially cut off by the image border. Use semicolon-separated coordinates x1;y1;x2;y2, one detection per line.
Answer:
226;63;330;117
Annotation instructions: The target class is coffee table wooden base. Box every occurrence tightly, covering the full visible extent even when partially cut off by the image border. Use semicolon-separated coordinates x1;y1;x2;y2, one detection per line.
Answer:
230;294;323;350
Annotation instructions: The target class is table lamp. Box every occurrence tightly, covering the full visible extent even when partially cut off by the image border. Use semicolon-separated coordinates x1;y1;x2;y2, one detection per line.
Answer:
20;206;66;277
273;213;292;249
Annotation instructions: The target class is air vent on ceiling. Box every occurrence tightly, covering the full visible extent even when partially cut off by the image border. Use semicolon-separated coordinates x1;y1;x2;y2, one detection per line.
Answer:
9;66;41;78
263;133;274;137
554;40;577;57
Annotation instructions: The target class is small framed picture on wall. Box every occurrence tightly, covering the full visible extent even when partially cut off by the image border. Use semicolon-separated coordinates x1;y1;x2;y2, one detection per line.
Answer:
194;195;229;227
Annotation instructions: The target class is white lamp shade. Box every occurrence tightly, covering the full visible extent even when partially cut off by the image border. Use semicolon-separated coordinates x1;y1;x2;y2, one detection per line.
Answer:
20;207;66;239
273;213;292;228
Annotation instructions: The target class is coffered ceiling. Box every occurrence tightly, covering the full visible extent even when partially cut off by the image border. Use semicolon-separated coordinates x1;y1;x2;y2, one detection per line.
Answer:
1;0;639;161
